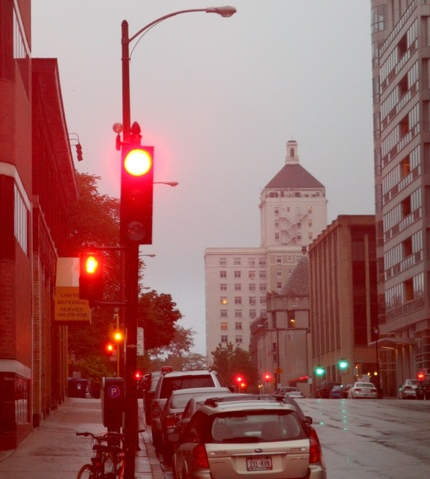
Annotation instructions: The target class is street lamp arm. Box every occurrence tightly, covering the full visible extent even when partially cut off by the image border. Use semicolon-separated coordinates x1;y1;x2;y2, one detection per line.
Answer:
128;6;236;44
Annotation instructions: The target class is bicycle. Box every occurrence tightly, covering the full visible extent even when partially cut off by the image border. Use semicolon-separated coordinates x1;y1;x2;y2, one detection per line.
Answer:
76;431;125;479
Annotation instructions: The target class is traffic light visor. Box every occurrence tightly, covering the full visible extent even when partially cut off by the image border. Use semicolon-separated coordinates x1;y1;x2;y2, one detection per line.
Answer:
124;148;152;176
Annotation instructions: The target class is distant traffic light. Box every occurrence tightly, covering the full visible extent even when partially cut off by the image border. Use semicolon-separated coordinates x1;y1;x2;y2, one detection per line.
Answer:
314;366;325;377
120;124;154;244
79;252;104;304
234;374;245;384
417;371;425;381
105;342;115;355
263;371;273;382
76;143;83;162
134;370;143;381
338;359;349;371
288;318;296;328
113;330;124;343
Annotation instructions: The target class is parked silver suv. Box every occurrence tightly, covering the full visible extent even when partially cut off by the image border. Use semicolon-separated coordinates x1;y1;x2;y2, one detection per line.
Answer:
150;370;221;451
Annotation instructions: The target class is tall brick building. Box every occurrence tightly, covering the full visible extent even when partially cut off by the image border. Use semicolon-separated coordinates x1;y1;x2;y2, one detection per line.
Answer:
0;1;78;449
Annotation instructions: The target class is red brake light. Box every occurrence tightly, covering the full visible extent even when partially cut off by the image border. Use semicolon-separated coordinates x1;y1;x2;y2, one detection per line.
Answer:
308;427;322;464
192;443;209;468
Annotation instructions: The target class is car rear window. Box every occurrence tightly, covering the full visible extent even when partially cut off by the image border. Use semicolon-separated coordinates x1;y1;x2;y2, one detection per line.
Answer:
356;382;375;388
160;375;214;399
207;411;304;443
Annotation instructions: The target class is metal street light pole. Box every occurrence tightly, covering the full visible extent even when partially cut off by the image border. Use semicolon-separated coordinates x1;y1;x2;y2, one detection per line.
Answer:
120;7;236;477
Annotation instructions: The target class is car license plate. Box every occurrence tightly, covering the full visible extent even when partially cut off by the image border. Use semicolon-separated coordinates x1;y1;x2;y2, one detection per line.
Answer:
246;456;272;471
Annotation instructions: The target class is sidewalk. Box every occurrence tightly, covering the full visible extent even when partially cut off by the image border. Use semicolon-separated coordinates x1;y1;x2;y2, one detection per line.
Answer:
0;398;164;479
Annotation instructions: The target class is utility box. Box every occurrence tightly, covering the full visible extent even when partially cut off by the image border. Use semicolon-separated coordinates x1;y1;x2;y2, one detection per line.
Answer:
101;377;125;431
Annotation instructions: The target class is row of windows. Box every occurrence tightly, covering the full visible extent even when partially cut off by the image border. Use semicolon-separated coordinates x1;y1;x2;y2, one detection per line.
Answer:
380;61;418;122
381;102;419;157
219;257;266;267
14;185;28;254
382;145;420;194
379;0;415;57
385;272;424;310
371;4;385;33
380;19;418;85
267;191;321;199
220;309;264;319
220;270;267;279
220;296;266;305
383;187;422;232
220;322;243;330
220;283;267;292
384;230;423;270
220;335;243;344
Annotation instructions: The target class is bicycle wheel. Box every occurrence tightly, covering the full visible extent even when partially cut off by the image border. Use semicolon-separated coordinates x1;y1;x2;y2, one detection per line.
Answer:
76;464;93;479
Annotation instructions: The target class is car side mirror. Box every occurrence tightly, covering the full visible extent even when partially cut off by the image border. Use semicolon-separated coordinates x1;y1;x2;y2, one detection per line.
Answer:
304;416;313;425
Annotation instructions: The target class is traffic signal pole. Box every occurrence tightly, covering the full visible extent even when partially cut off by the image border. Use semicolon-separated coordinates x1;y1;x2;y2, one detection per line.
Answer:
121;20;138;479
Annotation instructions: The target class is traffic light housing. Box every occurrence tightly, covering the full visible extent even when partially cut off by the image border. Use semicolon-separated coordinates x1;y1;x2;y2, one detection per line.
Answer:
120;132;154;244
79;252;104;304
314;366;325;377
234;374;245;385
417;371;425;382
263;371;273;382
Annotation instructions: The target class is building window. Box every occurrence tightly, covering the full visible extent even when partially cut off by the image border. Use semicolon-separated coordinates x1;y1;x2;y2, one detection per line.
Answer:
260;296;266;304
220;270;227;278
249;283;256;291
234;310;242;318
277;282;282;289
259;258;266;266
402;237;412;257
234;257;241;265
371;4;385;33
401;196;411;218
234;283;241;291
235;336;243;345
276;257;282;264
220;297;228;305
234;271;241;278
220;322;228;330
220;284;227;291
276;271;282;277
259;271;266;279
248;270;256;279
14;185;28;254
219;257;227;266
234;297;242;305
250;310;256;319
248;257;255;266
275;233;279;240
220;310;228;318
235;322;242;330
404;277;414;301
249;296;256;305
259;284;266;291
274;208;279;215
221;335;228;343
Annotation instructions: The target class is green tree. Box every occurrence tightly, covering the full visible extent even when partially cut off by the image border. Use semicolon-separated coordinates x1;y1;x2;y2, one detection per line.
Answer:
211;342;258;391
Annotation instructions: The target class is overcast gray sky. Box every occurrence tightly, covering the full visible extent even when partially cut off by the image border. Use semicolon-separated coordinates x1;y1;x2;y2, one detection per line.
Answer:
32;1;374;355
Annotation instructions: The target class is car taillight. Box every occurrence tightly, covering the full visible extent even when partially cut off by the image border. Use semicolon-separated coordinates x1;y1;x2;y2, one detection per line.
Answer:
165;414;179;428
308;427;322;464
192;443;209;468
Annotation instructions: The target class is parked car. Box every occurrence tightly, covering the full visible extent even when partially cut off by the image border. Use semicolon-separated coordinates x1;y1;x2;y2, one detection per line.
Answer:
159;387;231;462
315;382;340;398
340;383;353;398
398;379;419;399
275;386;305;398
140;371;162;424
416;378;430;399
150;370;221;452
172;397;326;479
347;381;378;399
329;385;343;399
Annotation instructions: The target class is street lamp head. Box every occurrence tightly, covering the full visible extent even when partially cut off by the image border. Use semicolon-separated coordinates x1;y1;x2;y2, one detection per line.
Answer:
206;6;237;17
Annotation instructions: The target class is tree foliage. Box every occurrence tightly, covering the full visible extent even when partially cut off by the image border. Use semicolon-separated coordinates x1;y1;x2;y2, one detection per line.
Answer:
67;172;184;378
211;342;258;391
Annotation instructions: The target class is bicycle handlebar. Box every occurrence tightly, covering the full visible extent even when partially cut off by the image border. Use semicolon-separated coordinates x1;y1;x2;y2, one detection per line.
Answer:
76;431;125;442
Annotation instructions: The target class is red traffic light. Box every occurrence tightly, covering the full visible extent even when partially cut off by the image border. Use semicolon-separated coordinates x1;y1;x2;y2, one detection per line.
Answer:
239;382;247;390
134;370;143;380
263;371;273;382
124;148;152;176
417;371;425;381
79;252;104;303
120;144;154;244
105;342;115;355
234;374;244;384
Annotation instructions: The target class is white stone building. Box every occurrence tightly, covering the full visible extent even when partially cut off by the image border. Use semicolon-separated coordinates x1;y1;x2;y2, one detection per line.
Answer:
205;141;327;361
